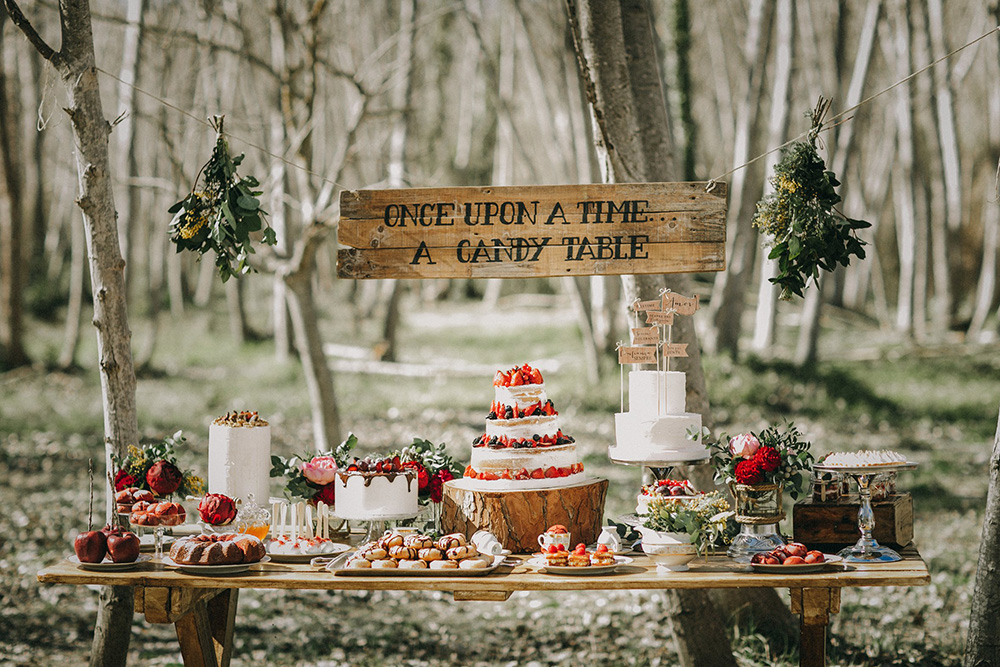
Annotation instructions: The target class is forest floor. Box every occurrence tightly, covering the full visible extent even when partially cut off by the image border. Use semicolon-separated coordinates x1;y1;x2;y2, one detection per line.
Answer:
1;294;998;666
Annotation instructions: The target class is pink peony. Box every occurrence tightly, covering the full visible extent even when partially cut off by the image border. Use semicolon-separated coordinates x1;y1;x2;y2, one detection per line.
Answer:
729;433;761;459
300;456;338;485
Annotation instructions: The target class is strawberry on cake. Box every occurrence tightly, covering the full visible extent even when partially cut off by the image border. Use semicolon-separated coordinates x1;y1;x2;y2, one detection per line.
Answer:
464;364;585;489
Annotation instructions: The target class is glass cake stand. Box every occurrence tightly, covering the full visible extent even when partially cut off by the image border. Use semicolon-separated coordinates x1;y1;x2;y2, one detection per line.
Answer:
813;462;918;563
333;510;420;544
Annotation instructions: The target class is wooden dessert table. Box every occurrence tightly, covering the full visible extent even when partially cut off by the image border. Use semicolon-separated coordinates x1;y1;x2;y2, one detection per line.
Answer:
38;547;929;667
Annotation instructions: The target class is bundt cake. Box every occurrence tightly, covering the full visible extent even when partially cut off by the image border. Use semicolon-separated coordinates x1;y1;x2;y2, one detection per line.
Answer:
168;533;265;565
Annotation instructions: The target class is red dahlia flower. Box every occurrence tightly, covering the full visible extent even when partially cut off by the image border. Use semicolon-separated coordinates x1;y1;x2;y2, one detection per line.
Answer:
146;460;182;496
735;459;763;486
754;445;781;473
429;474;444;503
114;470;138;492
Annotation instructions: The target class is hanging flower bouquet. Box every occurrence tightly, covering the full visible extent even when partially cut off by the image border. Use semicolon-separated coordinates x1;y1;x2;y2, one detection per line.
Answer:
111;431;205;498
705;423;814;501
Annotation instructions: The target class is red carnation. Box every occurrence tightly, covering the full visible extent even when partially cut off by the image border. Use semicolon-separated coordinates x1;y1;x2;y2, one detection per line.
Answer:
313;483;336;508
114;470;138;492
735;459;763;485
429;474;444;503
754;445;781;473
146;460;182;496
404;461;430;491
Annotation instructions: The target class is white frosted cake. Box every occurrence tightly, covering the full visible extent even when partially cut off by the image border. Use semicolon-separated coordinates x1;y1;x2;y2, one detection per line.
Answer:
334;455;418;519
464;364;584;489
610;370;706;463
821;450;907;467
208;411;271;505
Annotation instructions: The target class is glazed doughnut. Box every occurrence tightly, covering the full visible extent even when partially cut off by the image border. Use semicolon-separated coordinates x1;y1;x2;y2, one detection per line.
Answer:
403;535;434;549
398;559;427;569
389;545;418;560
436;533;467;550
446;544;478;560
418;547;443;562
459;557;489;569
346;557;371;569
362;546;388;561
371;559;398;569
379;532;404;549
429;559;458;569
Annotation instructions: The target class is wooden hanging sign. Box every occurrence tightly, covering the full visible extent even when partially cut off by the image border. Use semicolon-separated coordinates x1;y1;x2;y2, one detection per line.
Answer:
646;311;675;326
618;346;658;364
631;326;660;345
337;182;727;279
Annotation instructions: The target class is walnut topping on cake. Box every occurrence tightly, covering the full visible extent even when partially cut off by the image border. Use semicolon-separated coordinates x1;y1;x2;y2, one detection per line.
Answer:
213;410;269;427
821;450;907;467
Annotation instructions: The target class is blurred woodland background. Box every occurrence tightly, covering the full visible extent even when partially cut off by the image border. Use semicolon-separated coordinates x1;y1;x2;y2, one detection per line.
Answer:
2;0;1000;665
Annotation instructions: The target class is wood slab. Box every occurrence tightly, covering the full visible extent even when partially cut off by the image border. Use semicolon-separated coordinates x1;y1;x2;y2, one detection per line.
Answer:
440;478;609;553
793;494;913;547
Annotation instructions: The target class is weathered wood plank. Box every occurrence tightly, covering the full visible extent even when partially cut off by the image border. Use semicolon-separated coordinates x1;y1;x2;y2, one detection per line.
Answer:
453;590;512;602
337;182;727;279
337;241;725;280
793;494;913;547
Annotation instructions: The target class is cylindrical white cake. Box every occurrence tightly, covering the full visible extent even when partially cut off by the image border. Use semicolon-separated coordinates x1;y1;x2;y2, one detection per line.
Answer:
333;471;418;519
208;417;271;506
629;370;686;415
611;370;707;463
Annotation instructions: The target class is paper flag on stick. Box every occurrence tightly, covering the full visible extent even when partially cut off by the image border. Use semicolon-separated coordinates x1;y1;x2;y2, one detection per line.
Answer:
619;346;658;364
646;310;675;326
631;326;659;345
634;299;662;312
671;294;700;315
662;343;689;357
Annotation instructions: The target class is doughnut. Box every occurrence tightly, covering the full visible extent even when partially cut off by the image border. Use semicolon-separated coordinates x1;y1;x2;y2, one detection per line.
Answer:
446;544;478;560
346;557;371;569
436;533;467;550
404;535;434;549
398;559;427;569
371;559;398;569
389;546;418;560
362;546;388;561
418;547;443;562
459;557;489;569
379;532;405;549
429;559;458;569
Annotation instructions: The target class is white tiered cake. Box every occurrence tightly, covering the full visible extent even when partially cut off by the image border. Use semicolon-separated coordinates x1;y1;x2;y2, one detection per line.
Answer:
464;364;585;490
208;410;272;505
610;370;706;463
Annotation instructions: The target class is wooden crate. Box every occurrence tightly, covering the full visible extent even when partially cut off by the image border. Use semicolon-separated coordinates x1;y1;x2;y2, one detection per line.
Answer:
792;493;913;548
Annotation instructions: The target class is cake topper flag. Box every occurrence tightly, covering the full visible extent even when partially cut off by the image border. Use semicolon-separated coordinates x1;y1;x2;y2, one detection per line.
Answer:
662;343;689;358
631;326;660;345
646;310;675;326
618;346;658;364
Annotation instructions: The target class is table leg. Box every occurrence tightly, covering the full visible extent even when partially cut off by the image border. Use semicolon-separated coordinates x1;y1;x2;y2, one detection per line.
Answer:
789;587;841;667
167;588;238;667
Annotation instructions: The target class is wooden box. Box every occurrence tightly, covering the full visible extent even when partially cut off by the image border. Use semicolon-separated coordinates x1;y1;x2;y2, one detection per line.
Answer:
792;493;913;548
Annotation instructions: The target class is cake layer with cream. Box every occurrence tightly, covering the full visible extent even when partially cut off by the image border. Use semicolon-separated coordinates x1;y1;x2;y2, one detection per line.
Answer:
208;411;272;506
334;469;418;519
611;370;706;463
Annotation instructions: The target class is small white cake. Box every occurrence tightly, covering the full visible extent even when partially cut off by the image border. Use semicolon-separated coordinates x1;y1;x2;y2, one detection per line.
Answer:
611;371;705;463
267;536;341;556
334;466;418;519
821;450;907;467
208;411;271;506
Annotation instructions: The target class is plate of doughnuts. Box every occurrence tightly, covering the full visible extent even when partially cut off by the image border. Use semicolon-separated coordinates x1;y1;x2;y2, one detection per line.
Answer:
327;531;506;577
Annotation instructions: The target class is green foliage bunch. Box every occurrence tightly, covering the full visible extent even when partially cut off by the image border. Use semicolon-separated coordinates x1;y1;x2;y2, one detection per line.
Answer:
270;434;359;502
168;118;276;281
753;127;870;300
641;492;733;554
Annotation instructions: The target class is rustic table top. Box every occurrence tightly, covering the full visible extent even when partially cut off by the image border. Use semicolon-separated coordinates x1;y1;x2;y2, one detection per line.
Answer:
38;546;929;593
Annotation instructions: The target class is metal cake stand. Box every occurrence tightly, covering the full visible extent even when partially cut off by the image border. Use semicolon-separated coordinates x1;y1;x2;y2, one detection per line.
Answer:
814;461;919;563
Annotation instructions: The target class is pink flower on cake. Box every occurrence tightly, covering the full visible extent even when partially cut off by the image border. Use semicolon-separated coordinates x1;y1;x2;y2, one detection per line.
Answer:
729;433;761;459
313;483;336;507
300;456;338;485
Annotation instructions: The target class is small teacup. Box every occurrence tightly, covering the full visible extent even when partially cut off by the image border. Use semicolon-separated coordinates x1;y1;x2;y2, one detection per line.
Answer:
471;530;504;556
537;531;571;551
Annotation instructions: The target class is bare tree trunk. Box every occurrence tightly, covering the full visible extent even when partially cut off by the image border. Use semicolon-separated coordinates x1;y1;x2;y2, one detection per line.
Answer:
707;0;771;357
225;278;248;345
58;210;86;369
968;166;999;340
3;1;141;664
268;11;291;362
750;0;794;354
0;9;28;368
964;403;1000;666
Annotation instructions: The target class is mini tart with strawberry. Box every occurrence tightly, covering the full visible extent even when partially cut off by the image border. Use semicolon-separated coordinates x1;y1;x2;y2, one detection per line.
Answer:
590;543;615;566
543;543;569;566
567;544;591;567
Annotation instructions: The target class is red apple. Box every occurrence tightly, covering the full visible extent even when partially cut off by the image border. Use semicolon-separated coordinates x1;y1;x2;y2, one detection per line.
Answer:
106;530;141;563
763;555;781;565
804;551;825;564
772;550;788;563
74;530;108;563
785;543;808;558
784;556;806;565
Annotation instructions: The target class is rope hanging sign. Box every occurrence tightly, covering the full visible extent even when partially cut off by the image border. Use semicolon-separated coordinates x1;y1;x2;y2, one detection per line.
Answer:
336;182;727;279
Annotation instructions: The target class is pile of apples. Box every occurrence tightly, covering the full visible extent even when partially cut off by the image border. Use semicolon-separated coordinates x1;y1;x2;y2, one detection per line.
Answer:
750;542;825;566
74;525;140;564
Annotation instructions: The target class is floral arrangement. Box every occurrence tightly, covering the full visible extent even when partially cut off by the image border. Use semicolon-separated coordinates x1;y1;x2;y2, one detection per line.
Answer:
752;99;870;300
269;433;359;506
705;423;814;499
641;492;733;554
111;431;204;498
168;116;276;282
399;438;461;505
